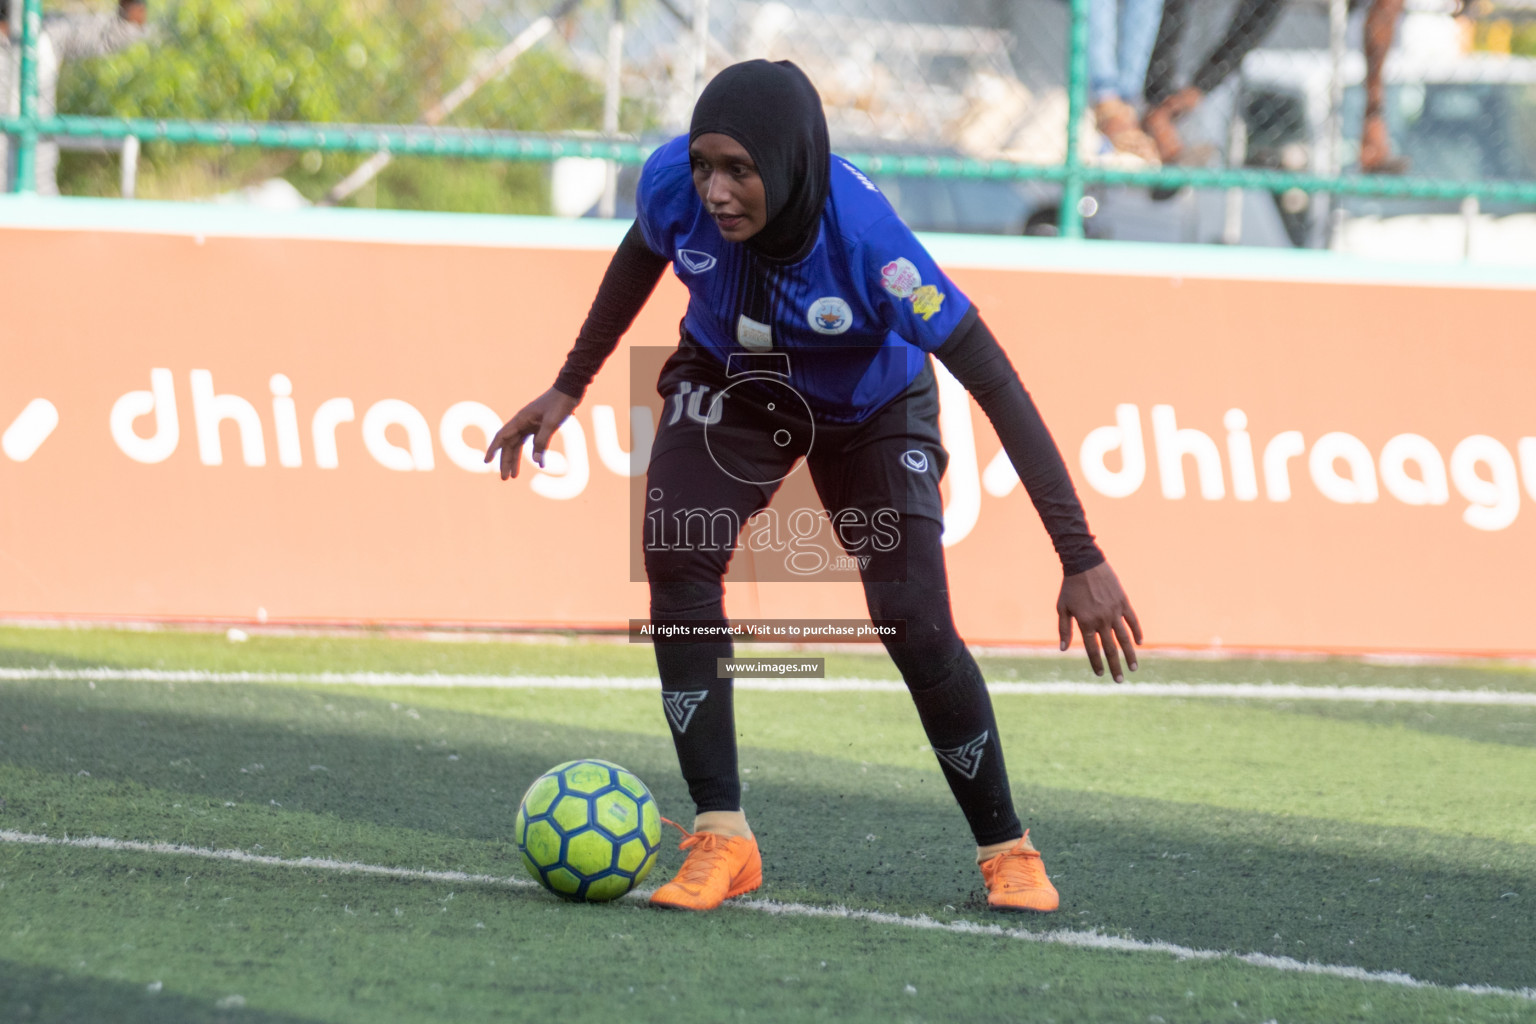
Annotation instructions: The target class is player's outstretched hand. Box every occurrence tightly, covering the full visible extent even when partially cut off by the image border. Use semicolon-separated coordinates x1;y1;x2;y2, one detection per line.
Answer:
484;387;579;481
1057;561;1142;683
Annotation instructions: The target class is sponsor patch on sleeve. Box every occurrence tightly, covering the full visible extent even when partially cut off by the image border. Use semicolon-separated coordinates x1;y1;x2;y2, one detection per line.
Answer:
880;258;922;299
910;285;945;321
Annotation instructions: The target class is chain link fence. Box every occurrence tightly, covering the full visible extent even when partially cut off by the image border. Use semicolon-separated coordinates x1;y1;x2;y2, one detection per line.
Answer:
3;0;1535;253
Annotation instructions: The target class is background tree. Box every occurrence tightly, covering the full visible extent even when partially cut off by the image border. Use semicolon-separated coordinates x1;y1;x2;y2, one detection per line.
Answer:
54;0;641;212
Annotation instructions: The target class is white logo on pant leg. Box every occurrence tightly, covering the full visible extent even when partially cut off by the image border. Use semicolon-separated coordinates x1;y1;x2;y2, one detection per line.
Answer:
933;730;988;779
664;382;725;427
901;449;929;473
662;690;710;733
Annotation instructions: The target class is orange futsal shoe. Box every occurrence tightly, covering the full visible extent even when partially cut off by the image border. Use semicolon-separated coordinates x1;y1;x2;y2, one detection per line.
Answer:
648;818;762;911
980;831;1060;913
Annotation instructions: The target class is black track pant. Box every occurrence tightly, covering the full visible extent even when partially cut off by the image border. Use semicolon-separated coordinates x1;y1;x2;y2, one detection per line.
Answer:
1145;0;1285;108
644;388;1024;847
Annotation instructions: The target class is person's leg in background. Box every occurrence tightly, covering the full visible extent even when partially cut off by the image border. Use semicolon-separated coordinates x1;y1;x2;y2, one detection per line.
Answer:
1142;0;1192;113
1360;0;1408;172
1091;0;1165;162
1189;0;1285;98
1089;0;1123;108
1143;0;1283;164
1118;0;1168;112
1141;0;1198;162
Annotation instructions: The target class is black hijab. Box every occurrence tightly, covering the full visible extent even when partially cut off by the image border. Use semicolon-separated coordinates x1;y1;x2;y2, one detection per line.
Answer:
689;60;831;262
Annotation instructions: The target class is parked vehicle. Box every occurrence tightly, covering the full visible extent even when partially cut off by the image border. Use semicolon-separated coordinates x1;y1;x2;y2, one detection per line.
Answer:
1235;45;1536;258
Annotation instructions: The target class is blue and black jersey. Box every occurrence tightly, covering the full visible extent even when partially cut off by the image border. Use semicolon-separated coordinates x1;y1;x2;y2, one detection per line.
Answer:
550;136;1104;575
634;135;971;424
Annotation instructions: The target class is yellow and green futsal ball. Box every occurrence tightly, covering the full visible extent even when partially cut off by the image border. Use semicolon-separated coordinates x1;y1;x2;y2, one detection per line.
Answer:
514;759;663;901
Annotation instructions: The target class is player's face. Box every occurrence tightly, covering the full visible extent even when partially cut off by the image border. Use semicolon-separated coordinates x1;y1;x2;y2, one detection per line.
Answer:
689;133;767;243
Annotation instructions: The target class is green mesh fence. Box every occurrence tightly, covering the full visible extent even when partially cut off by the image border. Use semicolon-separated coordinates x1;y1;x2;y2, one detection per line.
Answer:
3;0;1534;246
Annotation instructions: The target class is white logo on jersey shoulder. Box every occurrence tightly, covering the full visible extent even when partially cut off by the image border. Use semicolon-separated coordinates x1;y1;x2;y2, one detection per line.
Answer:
678;249;717;274
807;297;853;335
901;449;929;473
839;158;880;193
737;314;773;351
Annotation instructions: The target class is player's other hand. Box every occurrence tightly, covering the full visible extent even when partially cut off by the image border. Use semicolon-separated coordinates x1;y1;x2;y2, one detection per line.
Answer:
1056;561;1142;684
484;387;579;481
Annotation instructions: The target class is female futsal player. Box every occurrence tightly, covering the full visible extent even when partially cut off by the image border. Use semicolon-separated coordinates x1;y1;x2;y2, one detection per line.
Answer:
486;60;1141;913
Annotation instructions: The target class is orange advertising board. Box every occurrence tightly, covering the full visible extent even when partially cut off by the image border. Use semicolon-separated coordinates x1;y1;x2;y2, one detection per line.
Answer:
2;203;1533;655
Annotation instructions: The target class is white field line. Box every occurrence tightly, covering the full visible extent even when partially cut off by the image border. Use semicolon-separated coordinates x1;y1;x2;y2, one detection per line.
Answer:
0;829;537;889
3;666;1536;705
2;829;1532;1004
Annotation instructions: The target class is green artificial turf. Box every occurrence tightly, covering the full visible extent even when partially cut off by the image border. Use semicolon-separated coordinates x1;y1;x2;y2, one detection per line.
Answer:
1;626;1533;1023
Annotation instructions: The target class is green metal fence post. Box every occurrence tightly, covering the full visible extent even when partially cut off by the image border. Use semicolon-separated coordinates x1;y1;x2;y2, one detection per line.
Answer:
12;0;41;193
1060;0;1090;239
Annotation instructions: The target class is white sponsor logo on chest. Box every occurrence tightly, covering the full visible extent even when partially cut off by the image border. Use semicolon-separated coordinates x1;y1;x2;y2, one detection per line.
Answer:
737;315;773;351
